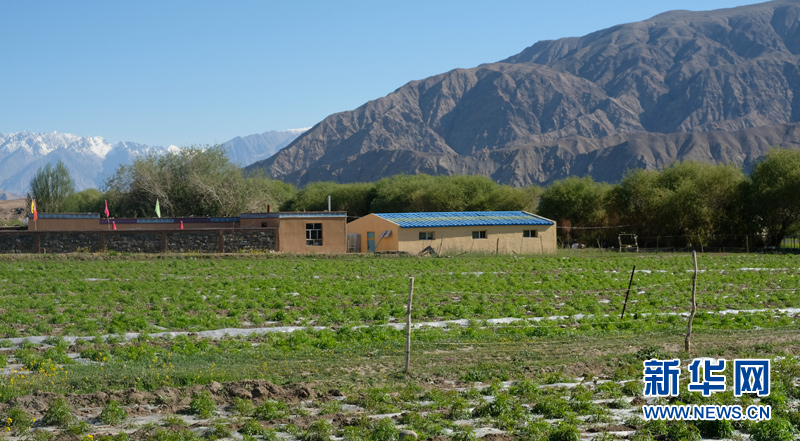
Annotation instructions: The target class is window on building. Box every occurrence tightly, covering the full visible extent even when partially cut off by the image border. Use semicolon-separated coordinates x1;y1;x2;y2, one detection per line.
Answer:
419;232;434;240
523;230;538;238
472;230;487;239
306;223;323;246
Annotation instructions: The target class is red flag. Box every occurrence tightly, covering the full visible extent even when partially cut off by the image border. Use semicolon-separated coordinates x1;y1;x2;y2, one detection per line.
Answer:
31;199;37;221
180;221;184;230
104;200;110;218
112;221;117;230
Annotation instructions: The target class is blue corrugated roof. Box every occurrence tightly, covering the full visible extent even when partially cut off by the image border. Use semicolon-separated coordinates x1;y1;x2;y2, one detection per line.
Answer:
241;212;347;219
374;211;553;228
32;213;100;219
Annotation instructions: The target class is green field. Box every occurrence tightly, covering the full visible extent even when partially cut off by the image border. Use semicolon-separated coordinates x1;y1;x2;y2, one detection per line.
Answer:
0;252;799;440
0;252;798;337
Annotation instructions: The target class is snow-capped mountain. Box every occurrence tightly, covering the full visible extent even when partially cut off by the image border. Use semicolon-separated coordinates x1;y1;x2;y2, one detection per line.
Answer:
0;129;306;195
221;128;309;167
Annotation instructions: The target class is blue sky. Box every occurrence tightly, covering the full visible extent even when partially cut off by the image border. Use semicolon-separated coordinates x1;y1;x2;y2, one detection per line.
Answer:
1;0;757;147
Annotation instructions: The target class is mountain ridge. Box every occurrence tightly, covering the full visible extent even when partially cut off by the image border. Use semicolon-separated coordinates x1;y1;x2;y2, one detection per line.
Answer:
0;129;306;195
247;0;800;186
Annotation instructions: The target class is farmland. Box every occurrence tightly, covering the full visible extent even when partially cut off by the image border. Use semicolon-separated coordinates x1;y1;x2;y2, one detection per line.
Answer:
0;251;799;440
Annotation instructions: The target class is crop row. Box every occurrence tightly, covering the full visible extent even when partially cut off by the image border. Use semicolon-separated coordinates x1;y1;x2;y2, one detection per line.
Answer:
0;253;797;337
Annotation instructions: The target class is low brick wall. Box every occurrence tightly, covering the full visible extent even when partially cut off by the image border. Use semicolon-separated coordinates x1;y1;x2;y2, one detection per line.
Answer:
0;229;277;254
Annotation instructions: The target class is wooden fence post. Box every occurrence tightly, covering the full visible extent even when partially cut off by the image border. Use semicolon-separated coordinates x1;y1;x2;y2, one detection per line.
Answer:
405;277;414;375
685;251;698;354
620;265;636;319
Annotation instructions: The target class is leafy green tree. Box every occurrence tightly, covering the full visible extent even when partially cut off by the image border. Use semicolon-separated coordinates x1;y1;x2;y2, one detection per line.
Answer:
746;148;800;246
239;173;296;213
28;159;75;213
369;174;535;214
538;176;612;245
607;169;667;239
282;181;374;217
659;162;745;248
370;174;439;213
608;162;746;249
62;188;105;213
105;145;294;217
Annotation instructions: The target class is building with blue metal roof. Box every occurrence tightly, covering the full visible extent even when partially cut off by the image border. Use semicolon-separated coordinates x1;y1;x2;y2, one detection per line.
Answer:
346;211;556;255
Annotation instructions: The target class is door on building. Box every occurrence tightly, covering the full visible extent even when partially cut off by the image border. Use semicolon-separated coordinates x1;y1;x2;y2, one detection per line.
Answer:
367;232;376;252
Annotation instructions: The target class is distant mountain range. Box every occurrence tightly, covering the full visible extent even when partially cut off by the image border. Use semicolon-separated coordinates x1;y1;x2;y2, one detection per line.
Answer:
0;129;306;195
248;0;800;186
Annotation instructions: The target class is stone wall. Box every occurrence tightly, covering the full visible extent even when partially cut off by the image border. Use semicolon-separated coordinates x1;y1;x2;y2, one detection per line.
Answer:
167;231;219;253
40;232;102;253
0;229;278;254
106;232;162;254
0;233;35;254
224;230;277;253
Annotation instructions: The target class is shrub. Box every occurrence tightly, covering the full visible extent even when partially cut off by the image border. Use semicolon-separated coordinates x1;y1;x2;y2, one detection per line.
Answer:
515;419;551;440
253;399;289;420
665;421;700;441
148;428;201;440
750;417;796;441
239;419;268;437
695;419;734;438
641;419;667;436
23;429;55;441
621;380;642;396
318;400;343;415
303;419;334;441
204;422;232;440
99;400;128;425
343;426;369;441
398;412;447;438
188;391;216;418
532;399;571;419
607;398;630;409
42;397;76;428
4;407;34;434
370;418;398;441
547;422;580;441
449;398;471;420
66;420;91;435
161;415;187;427
630;430;655;441
451;427;477;441
232;398;255;417
472;392;524;420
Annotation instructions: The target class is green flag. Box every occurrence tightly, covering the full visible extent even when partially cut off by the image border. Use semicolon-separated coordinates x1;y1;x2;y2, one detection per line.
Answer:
155;199;161;218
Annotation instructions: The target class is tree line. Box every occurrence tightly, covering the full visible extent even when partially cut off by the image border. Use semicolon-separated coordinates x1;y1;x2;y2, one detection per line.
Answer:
539;149;800;248
30;146;294;219
28;146;800;248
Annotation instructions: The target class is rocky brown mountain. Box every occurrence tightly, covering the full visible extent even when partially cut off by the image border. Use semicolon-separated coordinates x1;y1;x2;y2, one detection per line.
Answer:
247;1;800;186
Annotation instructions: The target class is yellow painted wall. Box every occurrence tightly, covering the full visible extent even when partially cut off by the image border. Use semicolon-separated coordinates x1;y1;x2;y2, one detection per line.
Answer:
348;214;557;255
346;214;399;253
396;223;557;255
240;218;280;228
278;217;347;254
